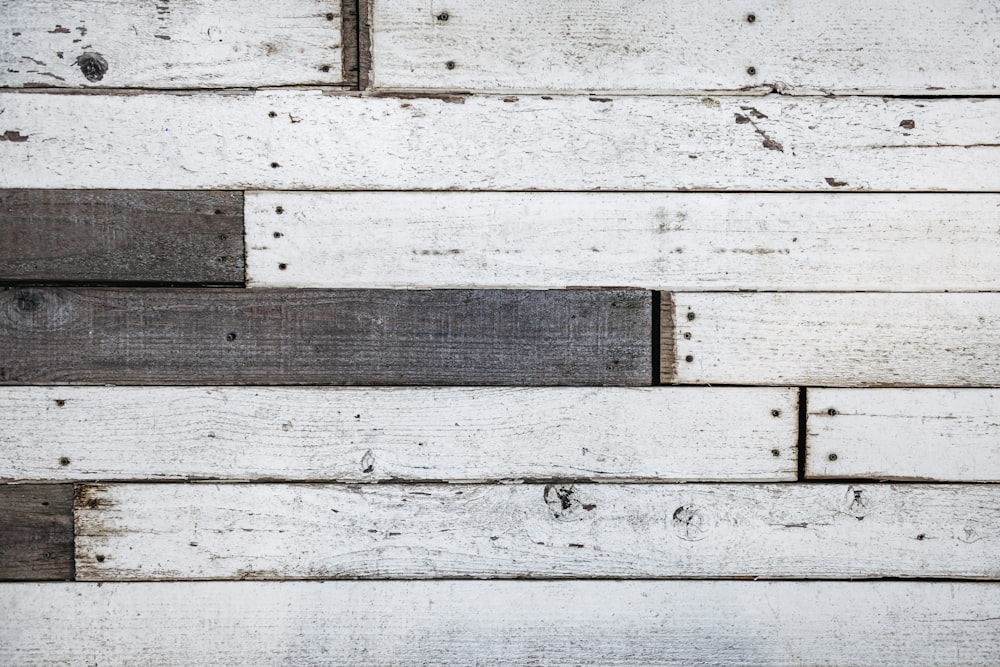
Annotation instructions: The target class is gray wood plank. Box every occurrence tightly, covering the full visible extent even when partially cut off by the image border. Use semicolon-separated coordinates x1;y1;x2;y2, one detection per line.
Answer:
0;288;651;385
0;484;73;580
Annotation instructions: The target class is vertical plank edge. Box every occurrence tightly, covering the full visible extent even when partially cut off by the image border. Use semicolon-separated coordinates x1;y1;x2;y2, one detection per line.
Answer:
659;292;676;382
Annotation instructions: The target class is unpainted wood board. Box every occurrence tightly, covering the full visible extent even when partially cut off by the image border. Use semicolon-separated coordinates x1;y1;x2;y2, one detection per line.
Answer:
0;386;797;482
3;92;1000;191
807;389;1000;481
247;192;1000;291
371;0;1000;95
0;287;650;385
0;484;73;580
665;293;1000;387
75;483;1000;580
0;190;243;284
0;0;344;88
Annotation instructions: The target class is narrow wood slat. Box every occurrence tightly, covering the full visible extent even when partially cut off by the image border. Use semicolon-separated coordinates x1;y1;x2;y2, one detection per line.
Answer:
3;93;1000;191
0;386;796;482
0;484;73;580
247;192;1000;291
0;190;243;284
664;293;1000;387
75;483;1000;580
0;288;650;385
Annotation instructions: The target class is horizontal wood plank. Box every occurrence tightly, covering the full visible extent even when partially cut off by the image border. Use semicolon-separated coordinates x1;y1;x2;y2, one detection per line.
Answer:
0;386;796;482
0;190;243;284
0;288;650;385
75;483;1000;580
665;293;1000;387
3;93;1000;191
371;0;1000;95
808;389;1000;481
0;0;344;88
247;192;1000;291
0;484;73;580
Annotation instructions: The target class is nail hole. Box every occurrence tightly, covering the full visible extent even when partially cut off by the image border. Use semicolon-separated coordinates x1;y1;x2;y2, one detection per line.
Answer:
445;60;456;70
828;453;838;461
96;555;105;562
268;111;277;118
746;13;756;22
273;232;283;238
686;312;696;321
683;332;691;339
771;409;781;417
437;11;449;21
325;12;335;20
917;533;926;541
827;408;837;416
278;263;288;270
59;457;70;466
270;162;280;168
771;449;780;457
55;399;66;407
275;206;284;214
747;66;757;76
684;355;694;363
214;209;223;215
320;65;330;73
226;332;237;342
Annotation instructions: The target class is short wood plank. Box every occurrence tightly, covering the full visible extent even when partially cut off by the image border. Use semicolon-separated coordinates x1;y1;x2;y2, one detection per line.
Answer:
247;192;1000;291
0;288;650;385
0;386;796;482
0;0;344;88
0;484;73;580
75;483;1000;580
5;581;1000;666
665;293;1000;387
372;0;1000;95
0;190;243;284
808;389;1000;481
3;93;1000;191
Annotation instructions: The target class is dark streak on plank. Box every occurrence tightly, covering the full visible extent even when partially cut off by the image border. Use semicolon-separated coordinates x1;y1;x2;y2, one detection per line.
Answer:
357;0;372;90
0;190;244;285
659;292;676;382
0;484;74;581
340;0;359;88
0;288;651;385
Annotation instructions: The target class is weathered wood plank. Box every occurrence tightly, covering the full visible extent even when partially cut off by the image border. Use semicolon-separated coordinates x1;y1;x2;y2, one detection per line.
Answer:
808;389;1000;481
371;0;1000;95
665;293;1000;387
5;581;1000;666
0;484;73;580
0;190;243;284
3;93;999;191
0;288;650;385
75;483;1000;580
247;192;1000;291
0;0;344;88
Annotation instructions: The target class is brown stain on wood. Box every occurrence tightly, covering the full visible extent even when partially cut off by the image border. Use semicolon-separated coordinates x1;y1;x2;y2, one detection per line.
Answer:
659;292;676;382
0;484;74;580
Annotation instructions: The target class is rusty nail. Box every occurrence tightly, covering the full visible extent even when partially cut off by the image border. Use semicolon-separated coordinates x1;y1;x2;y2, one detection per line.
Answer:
828;453;838;461
437;12;449;21
445;60;456;70
747;66;757;76
686;312;696;321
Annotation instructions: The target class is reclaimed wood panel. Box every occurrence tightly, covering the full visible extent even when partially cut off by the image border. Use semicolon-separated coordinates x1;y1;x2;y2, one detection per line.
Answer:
0;484;73;580
247;192;1000;291
372;0;1000;95
75;483;1000;580
0;288;650;385
808;389;1000;482
665;293;1000;387
0;190;243;284
3;93;1000;191
0;0;344;88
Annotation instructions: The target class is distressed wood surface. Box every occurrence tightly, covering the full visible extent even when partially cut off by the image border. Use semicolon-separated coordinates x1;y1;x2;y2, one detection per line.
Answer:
0;190;243;284
0;484;73;580
0;0;344;88
665;293;1000;387
247;192;1000;291
75;483;1000;580
3;92;1000;191
5;581;1000;666
0;287;650;385
0;386;796;482
372;0;1000;95
808;389;1000;482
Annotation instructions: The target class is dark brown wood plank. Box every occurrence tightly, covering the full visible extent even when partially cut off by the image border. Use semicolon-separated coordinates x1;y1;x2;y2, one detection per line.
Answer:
0;484;73;580
0;288;651;385
0;190;244;284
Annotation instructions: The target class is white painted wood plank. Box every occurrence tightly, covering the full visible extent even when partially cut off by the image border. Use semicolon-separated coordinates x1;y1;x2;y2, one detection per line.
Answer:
3;92;999;190
668;293;1000;387
5;581;1000;666
247;192;1000;291
0;386;797;482
372;0;1000;95
0;0;343;88
808;389;1000;481
75;483;1000;580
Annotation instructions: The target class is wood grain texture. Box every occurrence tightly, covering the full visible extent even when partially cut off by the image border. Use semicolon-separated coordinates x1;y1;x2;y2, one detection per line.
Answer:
3;92;1000;191
0;0;343;88
666;293;1000;387
808;389;1000;482
371;0;1000;95
246;192;1000;291
0;484;73;580
0;288;650;385
75;483;1000;580
0;190;243;284
5;581;1000;666
0;386;797;482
